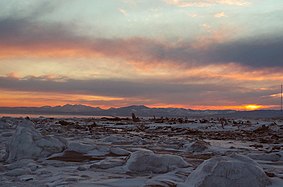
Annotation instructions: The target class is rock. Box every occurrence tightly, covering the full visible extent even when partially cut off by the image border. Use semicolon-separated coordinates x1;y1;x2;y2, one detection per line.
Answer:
268;123;280;132
110;147;130;156
19;175;35;181
36;169;52;176
0;163;5;172
67;142;96;153
102;135;129;144
86;146;110;157
6;159;36;170
0;150;6;162
6;168;31;177
253;125;270;134
65;177;79;182
184;140;210;153
185;154;271;187
27;162;41;171
2;132;13;137
90;157;125;169
265;171;276;177
77;166;87;171
248;153;282;162
4;120;67;163
0;120;12;129
125;149;189;173
48;150;95;162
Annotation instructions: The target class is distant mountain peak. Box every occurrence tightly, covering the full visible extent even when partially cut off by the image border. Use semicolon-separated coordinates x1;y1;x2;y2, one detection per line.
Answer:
125;105;149;109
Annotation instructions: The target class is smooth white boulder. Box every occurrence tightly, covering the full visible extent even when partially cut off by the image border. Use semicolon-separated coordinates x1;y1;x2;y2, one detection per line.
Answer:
4;120;67;163
184;154;271;187
125;149;189;173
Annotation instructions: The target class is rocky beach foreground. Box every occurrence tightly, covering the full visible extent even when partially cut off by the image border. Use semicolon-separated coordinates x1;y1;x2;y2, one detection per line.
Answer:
0;116;283;187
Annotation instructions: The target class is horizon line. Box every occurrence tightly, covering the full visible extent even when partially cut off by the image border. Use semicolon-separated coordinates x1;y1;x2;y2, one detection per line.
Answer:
0;103;280;112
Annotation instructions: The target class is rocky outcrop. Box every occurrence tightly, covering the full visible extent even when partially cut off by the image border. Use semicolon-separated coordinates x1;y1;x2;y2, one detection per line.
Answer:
185;154;271;187
4;120;67;163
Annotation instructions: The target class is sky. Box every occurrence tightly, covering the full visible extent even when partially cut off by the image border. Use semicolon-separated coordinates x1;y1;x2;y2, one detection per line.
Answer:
0;0;283;110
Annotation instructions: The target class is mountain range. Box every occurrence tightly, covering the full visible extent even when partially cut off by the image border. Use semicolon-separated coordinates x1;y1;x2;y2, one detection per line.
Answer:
0;104;282;118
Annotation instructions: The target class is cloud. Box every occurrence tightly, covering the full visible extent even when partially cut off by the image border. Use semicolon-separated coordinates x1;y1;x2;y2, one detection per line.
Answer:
0;10;283;69
214;12;227;18
118;8;128;16
165;0;250;7
208;35;283;67
0;76;279;107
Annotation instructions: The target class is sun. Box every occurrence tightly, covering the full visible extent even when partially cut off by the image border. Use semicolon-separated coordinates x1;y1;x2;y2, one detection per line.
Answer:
244;104;262;111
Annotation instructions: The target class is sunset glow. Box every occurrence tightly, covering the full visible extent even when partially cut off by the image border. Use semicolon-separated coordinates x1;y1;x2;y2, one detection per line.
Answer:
244;104;263;111
0;0;282;110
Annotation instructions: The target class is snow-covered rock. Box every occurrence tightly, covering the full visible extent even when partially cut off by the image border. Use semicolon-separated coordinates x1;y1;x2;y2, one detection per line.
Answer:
184;139;210;153
248;151;283;162
125;149;189;173
184;154;271;187
67;142;96;153
91;157;125;169
110;147;130;156
4;120;67;163
86;146;110;157
19;175;35;182
6;159;36;170
5;168;31;177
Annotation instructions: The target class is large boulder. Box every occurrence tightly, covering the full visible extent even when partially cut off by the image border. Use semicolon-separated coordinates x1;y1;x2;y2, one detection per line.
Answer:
4;120;67;163
125;149;189;173
184;154;271;187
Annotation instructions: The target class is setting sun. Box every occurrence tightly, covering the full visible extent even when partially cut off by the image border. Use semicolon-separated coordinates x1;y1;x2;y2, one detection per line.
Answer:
244;104;262;111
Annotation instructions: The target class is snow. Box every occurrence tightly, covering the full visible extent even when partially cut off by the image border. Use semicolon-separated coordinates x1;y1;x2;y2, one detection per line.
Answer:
4;119;67;163
0;117;283;186
110;147;131;156
67;142;96;153
124;149;189;173
183;154;271;187
183;139;211;152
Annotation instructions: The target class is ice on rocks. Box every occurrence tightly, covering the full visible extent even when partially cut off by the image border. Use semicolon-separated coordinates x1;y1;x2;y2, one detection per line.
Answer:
248;153;283;162
125;149;189;173
5;168;32;177
184;139;210;153
4;120;67;163
67;142;96;153
6;159;36;170
110;147;131;156
86;146;111;157
91;157;125;169
184;154;271;187
18;175;35;182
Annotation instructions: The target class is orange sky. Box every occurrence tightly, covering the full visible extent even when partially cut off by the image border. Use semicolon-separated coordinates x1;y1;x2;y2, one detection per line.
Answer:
0;0;282;110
